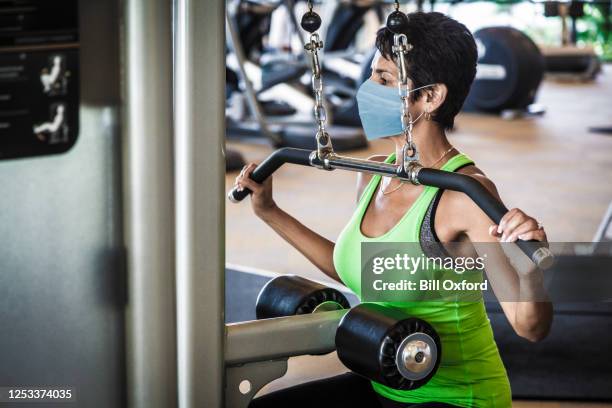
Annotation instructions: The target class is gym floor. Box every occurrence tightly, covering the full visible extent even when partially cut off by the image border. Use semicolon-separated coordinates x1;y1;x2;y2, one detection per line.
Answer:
226;65;612;406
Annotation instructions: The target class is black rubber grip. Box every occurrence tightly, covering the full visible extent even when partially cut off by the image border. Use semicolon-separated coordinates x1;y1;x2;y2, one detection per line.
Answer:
227;148;312;202
417;168;554;268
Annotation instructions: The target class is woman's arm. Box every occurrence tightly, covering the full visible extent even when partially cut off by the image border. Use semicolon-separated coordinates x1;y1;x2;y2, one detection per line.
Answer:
235;163;340;282
489;208;553;342
449;172;553;342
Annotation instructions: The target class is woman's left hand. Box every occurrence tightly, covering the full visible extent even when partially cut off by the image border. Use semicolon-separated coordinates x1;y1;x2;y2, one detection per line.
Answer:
488;208;547;243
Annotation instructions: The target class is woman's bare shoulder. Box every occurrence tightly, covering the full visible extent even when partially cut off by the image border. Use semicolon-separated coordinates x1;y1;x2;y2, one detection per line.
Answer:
455;164;499;198
439;164;501;222
437;163;502;234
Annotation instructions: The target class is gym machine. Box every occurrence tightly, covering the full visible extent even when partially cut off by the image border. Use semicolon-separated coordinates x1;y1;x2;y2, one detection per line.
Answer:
464;26;546;118
540;0;603;81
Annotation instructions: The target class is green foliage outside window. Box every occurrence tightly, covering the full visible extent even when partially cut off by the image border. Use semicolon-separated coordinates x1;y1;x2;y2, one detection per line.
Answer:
576;3;612;61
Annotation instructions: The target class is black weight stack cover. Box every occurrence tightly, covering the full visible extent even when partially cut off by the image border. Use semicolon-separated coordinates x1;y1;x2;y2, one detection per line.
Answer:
335;303;441;390
255;275;350;319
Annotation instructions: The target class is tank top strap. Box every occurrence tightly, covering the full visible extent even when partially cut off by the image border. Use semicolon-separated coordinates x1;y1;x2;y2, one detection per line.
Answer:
384;152;474;170
439;153;474;173
417;152;475;205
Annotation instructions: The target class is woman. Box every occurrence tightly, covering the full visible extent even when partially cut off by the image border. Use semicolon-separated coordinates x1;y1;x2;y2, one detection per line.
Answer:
237;12;552;408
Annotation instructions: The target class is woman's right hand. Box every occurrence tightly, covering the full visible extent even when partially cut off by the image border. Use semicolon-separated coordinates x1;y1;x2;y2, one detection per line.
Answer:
235;163;276;217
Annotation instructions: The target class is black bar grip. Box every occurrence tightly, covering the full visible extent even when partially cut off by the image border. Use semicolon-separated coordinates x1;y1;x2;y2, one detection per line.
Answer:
417;168;554;269
227;148;313;202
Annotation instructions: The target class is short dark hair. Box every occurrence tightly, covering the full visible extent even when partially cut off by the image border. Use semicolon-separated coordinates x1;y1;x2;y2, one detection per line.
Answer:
375;12;477;130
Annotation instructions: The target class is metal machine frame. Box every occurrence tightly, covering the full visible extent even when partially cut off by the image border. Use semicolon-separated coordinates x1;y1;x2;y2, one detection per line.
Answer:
125;1;356;407
226;309;347;407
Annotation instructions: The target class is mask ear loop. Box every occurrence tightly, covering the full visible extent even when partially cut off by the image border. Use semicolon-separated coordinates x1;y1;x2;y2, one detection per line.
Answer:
401;83;435;158
413;84;435;122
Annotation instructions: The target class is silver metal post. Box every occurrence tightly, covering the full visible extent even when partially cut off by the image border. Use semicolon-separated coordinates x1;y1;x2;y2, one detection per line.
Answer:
175;0;225;407
124;1;177;407
226;310;347;365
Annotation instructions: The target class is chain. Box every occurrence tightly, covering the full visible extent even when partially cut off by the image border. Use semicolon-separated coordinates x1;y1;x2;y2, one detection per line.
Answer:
304;33;332;156
301;0;332;157
391;33;416;172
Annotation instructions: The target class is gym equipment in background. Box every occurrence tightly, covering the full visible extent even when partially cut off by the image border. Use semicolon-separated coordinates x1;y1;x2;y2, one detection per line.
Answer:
593;200;612;245
540;0;602;81
226;147;247;171
464;26;545;117
325;2;383;52
224;70;246;170
589;125;612;135
226;0;368;150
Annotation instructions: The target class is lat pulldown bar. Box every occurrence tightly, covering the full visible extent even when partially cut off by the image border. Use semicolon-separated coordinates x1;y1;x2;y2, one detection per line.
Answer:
227;147;555;270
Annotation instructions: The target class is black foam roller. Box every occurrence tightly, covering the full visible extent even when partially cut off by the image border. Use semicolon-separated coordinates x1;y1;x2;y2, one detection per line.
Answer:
255;275;350;319
335;303;441;390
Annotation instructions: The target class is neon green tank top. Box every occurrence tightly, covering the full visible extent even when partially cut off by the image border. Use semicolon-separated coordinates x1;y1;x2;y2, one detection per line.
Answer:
333;153;511;408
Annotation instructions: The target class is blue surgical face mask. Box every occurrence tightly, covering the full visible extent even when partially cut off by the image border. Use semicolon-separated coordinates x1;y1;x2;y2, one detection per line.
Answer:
356;79;435;140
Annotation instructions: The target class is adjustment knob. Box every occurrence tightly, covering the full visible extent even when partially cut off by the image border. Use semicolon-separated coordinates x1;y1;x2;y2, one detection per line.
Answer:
386;10;409;33
301;11;321;33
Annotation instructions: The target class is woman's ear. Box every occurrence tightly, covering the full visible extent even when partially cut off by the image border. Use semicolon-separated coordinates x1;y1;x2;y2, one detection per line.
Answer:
427;84;448;113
